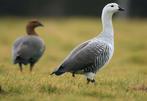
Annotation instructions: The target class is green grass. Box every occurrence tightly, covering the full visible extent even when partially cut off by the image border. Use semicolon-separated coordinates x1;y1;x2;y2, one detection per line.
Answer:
0;17;147;101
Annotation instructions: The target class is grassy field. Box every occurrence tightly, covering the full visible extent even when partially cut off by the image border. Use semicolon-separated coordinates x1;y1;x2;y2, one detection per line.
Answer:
0;17;147;101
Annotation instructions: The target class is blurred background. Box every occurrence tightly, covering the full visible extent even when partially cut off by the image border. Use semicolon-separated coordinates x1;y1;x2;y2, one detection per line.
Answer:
0;0;146;17
0;0;147;101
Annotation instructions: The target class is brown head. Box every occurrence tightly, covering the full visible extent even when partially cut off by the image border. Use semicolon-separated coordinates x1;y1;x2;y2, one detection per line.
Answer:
26;20;43;35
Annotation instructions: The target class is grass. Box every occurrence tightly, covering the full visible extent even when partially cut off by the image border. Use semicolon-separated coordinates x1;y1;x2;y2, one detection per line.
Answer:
0;17;147;101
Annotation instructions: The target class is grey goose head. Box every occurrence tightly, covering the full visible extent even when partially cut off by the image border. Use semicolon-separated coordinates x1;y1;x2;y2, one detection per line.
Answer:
26;20;44;36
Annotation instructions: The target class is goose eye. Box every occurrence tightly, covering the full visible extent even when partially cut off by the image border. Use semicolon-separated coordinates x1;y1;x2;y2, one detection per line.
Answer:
111;5;114;7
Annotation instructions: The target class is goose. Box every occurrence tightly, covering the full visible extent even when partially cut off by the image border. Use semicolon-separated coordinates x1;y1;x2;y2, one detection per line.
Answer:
12;20;45;72
51;3;124;83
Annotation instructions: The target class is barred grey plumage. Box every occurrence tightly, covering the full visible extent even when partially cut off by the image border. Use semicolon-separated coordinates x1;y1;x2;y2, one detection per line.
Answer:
82;41;110;73
51;3;124;83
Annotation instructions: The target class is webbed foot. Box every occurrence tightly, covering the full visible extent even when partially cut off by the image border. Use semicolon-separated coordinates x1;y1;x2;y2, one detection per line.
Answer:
87;78;96;84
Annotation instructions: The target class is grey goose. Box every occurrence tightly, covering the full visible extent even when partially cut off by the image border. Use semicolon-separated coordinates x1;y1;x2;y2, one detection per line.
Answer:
12;20;45;72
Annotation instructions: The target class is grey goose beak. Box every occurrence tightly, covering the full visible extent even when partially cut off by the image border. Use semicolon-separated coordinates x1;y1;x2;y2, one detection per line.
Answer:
118;6;125;11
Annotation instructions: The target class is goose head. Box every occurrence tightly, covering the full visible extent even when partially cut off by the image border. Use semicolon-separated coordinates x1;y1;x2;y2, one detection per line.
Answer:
26;20;43;35
103;3;124;15
27;20;43;28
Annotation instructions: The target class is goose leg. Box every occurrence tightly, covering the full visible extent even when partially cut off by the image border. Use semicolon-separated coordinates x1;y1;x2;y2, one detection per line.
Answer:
87;78;91;84
85;72;96;84
91;79;96;84
87;78;96;84
30;63;35;72
19;63;23;72
0;85;2;92
72;73;75;77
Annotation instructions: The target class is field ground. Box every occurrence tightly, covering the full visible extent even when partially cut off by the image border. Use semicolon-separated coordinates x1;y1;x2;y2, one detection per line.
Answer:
0;17;147;101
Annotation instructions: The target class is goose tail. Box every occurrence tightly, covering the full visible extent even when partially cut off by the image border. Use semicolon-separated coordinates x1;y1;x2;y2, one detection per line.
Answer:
50;65;65;76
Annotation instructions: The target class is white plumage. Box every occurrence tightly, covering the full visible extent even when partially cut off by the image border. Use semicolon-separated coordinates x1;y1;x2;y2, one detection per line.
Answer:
51;3;124;83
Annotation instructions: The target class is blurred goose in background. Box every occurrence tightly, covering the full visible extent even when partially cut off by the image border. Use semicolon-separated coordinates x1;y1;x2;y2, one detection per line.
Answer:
12;20;45;72
51;3;124;84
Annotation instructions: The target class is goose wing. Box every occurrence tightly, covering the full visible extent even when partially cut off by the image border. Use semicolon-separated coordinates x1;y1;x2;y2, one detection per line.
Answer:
60;41;110;73
12;36;45;63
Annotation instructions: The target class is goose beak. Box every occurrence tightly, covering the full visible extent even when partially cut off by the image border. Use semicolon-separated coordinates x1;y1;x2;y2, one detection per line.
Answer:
118;6;125;11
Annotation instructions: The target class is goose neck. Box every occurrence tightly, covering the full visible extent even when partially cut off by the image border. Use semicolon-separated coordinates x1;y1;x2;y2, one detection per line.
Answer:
26;26;38;36
101;11;114;34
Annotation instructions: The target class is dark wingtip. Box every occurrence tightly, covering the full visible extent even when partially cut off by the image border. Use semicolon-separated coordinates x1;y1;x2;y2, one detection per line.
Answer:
55;71;64;75
50;70;64;76
50;65;65;76
50;72;55;75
